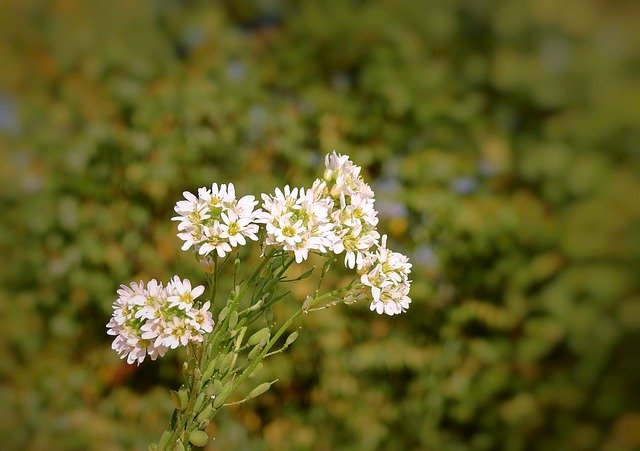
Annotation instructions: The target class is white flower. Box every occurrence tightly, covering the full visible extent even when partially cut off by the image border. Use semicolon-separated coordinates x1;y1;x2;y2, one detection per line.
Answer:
172;182;261;257
317;152;382;269
107;277;215;365
323;151;374;200
358;235;412;316
259;184;333;263
188;301;214;334
168;276;205;311
220;210;259;247
199;222;232;257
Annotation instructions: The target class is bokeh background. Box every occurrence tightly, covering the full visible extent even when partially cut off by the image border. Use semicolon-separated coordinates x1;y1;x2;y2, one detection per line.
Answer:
1;1;639;450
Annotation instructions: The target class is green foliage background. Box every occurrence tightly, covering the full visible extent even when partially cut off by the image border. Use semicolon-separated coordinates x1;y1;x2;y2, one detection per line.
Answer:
1;1;639;449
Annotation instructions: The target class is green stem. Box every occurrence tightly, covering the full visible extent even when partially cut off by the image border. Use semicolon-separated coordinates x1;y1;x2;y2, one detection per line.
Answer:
217;287;348;412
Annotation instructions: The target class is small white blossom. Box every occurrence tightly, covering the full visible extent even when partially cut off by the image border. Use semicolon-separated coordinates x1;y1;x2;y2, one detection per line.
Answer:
188;301;214;334
168;276;205;311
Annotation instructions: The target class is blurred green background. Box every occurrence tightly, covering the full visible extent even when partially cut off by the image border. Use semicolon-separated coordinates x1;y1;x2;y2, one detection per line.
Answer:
1;0;639;450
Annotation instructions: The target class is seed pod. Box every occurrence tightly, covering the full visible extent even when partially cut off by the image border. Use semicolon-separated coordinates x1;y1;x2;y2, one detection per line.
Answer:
229;311;239;329
148;444;158;451
285;331;299;347
169;390;183;411
236;317;248;329
158;431;171;451
248;344;263;360
212;379;224;396
247;327;270;346
247;381;276;399
189;430;209;447
218;353;235;376
173;439;185;451
177;387;189;410
218;306;229;322
196;403;213;423
262;276;279;293
248;299;264;312
213;383;234;409
202;359;217;382
193;391;207;414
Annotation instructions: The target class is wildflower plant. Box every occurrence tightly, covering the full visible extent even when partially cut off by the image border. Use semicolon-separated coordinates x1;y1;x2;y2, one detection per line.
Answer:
107;152;412;450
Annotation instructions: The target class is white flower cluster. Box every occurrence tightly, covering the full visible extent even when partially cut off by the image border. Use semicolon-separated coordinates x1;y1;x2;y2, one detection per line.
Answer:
359;235;412;315
167;151;412;316
172;183;260;258
258;182;333;263
256;151;411;315
107;277;214;364
321;152;380;269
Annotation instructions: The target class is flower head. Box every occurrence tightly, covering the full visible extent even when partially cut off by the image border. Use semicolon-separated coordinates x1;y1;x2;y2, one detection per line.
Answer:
172;183;261;257
356;235;413;315
258;184;333;263
107;277;214;364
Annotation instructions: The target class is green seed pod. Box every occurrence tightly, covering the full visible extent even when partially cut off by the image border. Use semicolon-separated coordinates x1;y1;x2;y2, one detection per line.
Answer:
196;402;213;423
189;430;209;447
158;431;171;451
177;387;189;410
202;359;217;382
235;326;247;343
285;331;299;347
248;327;271;346
148;443;158;451
218;306;229;322
212;379;224;395
169;390;183;411
193;391;207;414
265;276;282;293
229;311;239;329
248;344;263;360
218;353;235;376
213;383;234;409
173;439;186;451
247;381;275;399
248;299;264;312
